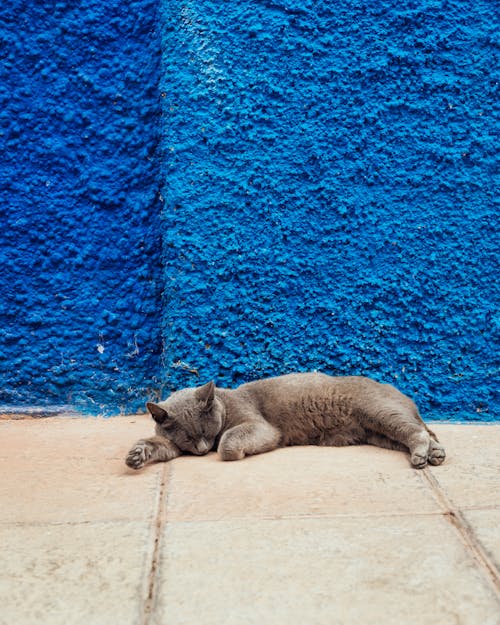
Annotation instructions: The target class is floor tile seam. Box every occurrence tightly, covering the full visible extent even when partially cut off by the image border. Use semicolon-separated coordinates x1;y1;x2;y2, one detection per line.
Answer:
1;507;495;526
140;462;171;625
0;518;155;529
2;506;496;528
159;509;454;525
422;468;500;595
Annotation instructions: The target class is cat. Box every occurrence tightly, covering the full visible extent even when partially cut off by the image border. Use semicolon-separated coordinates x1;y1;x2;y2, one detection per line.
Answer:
125;372;445;470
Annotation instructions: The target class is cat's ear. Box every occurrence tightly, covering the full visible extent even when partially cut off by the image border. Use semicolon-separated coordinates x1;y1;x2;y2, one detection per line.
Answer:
146;402;169;425
195;380;215;410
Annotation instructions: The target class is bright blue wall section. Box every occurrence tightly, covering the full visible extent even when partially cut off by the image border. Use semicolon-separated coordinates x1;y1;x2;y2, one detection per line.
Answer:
0;1;163;414
161;0;499;420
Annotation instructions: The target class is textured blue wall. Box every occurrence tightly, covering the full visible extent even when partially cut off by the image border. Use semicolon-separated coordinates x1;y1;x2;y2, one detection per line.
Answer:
161;0;499;420
0;1;497;419
0;1;163;414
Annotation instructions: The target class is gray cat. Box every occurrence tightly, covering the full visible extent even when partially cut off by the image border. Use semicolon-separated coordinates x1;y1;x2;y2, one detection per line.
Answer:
125;373;445;470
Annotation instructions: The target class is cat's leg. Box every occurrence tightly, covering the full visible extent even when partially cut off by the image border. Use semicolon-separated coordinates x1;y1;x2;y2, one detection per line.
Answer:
367;409;445;468
218;421;281;461
365;431;407;452
126;436;181;470
365;430;448;466
405;428;432;468
427;436;446;465
375;424;429;468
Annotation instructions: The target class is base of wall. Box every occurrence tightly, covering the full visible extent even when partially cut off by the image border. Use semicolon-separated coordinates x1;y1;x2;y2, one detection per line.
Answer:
0;405;84;418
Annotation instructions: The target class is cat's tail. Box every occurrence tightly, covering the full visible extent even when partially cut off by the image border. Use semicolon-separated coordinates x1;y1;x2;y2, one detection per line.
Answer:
426;426;439;442
417;412;440;442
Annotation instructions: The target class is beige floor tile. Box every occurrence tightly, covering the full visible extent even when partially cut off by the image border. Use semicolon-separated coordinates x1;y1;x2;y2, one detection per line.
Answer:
463;508;500;571
0;521;152;625
154;515;500;625
0;416;163;524
428;425;500;509
165;445;442;522
0;415;153;459
0;455;164;523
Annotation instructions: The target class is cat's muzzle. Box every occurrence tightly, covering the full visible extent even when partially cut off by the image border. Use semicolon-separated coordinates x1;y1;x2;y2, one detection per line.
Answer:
194;439;211;455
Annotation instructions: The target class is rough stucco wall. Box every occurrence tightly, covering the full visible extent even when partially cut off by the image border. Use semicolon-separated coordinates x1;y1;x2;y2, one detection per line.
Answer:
161;0;499;420
0;1;163;414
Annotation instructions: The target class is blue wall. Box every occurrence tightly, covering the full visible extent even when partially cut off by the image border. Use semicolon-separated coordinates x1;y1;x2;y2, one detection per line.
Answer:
161;0;498;420
0;0;163;414
0;1;498;419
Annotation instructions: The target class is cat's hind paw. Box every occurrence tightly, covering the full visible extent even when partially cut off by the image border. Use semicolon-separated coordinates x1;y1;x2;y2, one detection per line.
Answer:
410;452;428;469
410;440;446;469
428;441;446;466
126;441;152;470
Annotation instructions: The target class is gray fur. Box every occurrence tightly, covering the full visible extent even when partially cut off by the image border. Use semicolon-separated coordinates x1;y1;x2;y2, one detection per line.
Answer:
125;373;445;470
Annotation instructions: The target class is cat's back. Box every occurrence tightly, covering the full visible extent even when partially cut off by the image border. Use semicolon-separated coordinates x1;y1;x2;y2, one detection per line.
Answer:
235;372;410;424
239;371;373;397
237;372;380;414
219;373;420;448
231;373;376;444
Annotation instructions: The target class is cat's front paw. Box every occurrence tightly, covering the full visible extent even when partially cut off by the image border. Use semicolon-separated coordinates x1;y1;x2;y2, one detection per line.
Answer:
126;441;152;470
218;446;245;461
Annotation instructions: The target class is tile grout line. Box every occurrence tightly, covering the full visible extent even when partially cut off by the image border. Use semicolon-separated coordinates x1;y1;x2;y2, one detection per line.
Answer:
2;508;492;529
422;467;500;595
141;463;171;625
154;510;460;525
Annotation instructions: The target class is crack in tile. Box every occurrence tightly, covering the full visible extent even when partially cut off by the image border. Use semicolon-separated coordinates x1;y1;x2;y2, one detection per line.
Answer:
422;467;500;596
141;464;170;625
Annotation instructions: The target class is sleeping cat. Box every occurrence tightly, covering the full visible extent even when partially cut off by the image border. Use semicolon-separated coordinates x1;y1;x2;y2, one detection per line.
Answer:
125;372;445;470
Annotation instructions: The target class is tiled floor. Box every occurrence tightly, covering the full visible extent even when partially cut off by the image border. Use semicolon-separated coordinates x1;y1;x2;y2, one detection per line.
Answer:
1;417;498;625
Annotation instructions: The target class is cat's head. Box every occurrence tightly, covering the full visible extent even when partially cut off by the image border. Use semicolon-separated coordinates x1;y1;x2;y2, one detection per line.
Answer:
146;381;223;456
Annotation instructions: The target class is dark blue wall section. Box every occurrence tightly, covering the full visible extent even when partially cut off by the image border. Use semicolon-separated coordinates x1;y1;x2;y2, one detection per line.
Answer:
0;1;163;414
161;0;498;420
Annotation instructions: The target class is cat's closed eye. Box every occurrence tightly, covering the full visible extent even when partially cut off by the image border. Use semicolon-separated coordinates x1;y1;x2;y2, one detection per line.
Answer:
179;430;198;447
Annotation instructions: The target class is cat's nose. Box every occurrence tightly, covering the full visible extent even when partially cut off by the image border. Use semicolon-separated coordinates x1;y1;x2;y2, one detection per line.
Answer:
196;439;209;454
